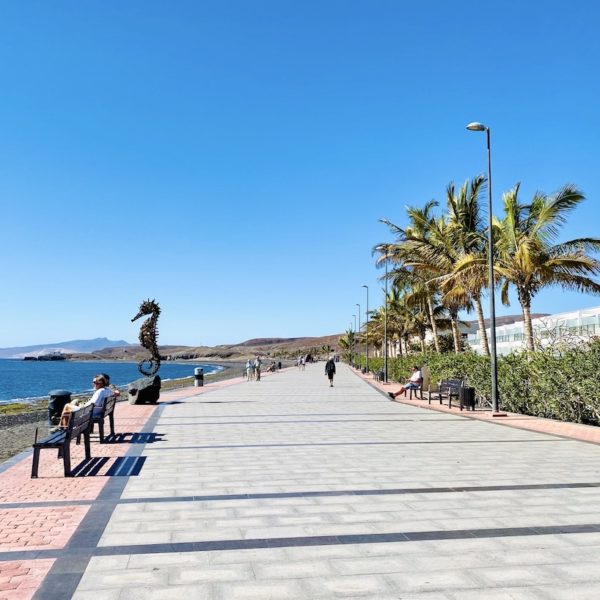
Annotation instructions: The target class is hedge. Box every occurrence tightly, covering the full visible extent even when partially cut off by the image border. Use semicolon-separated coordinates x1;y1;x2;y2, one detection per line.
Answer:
354;338;600;426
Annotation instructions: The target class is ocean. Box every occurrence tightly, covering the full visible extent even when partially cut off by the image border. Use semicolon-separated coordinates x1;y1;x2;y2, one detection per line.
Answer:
0;359;223;404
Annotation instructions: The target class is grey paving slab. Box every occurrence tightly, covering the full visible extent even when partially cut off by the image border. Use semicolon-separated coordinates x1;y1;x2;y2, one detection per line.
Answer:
70;363;600;598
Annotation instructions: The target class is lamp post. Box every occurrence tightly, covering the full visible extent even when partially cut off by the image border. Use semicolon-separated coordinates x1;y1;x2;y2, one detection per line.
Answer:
351;315;357;364
384;250;388;382
362;285;369;373
466;121;500;414
356;303;361;368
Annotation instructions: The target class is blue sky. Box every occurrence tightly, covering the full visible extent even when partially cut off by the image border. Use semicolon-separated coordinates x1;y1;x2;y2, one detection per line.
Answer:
1;1;599;347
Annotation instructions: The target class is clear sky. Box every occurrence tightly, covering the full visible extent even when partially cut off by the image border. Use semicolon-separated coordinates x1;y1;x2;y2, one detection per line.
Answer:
1;1;599;347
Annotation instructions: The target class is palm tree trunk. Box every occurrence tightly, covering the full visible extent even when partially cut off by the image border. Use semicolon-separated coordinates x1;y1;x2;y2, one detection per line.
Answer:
426;295;441;353
474;297;490;356
450;310;460;353
426;295;440;352
521;295;535;351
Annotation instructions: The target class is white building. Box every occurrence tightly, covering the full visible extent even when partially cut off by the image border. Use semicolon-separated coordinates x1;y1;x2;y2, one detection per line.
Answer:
467;305;600;355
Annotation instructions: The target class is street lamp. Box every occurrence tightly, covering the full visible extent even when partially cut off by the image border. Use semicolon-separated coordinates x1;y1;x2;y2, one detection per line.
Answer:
466;121;500;414
383;249;388;383
356;303;361;368
362;285;369;372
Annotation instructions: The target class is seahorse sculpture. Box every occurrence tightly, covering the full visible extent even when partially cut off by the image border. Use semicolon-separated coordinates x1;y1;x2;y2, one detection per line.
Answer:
131;298;161;376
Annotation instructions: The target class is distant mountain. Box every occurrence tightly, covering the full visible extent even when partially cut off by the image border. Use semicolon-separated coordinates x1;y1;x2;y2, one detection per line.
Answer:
0;338;134;359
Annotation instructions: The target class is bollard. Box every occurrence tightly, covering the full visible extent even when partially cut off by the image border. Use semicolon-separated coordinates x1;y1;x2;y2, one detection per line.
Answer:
194;367;204;387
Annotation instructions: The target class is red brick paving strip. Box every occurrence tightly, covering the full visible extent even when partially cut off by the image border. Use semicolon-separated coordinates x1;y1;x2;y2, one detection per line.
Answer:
0;398;158;598
0;559;54;600
360;368;600;444
0;506;89;551
0;378;272;598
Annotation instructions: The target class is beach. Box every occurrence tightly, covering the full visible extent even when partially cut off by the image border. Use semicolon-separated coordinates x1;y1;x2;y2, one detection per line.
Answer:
0;360;250;464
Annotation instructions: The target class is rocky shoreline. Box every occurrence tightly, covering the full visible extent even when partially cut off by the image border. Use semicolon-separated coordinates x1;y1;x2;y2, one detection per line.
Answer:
0;360;252;465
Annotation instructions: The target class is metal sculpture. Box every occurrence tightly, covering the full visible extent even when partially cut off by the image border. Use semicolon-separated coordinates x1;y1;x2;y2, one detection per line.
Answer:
131;299;161;376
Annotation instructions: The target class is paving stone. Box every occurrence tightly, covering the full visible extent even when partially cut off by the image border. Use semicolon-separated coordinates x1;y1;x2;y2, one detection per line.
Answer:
7;365;600;599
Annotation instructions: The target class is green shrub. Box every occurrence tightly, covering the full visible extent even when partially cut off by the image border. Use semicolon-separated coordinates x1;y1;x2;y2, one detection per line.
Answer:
353;338;600;425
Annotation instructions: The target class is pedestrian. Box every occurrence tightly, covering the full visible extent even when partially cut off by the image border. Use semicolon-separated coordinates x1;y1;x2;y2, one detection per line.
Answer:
325;356;336;387
254;355;262;381
246;359;254;381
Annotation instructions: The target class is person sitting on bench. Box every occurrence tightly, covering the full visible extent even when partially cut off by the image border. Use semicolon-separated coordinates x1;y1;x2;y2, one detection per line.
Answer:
388;366;422;399
59;374;113;428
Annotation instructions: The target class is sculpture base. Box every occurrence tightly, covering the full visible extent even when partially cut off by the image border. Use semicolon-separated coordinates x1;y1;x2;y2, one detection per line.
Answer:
128;375;161;405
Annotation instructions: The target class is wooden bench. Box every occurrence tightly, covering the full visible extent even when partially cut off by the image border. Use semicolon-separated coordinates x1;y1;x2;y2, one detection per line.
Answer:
31;403;93;478
430;378;463;407
79;395;116;444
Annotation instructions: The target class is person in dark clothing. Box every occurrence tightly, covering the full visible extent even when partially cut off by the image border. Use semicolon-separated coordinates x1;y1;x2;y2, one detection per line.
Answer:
325;357;336;387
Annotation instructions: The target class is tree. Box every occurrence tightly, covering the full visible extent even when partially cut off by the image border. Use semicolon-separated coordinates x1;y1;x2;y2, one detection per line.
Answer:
443;176;491;356
498;184;600;350
379;201;443;353
457;183;600;351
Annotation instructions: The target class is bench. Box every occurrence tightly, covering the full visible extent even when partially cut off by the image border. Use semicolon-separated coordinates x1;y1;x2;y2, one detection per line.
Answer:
78;395;116;444
31;403;93;478
431;378;463;407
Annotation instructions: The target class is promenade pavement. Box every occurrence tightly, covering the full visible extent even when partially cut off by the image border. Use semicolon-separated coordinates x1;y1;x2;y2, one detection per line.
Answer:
2;364;600;599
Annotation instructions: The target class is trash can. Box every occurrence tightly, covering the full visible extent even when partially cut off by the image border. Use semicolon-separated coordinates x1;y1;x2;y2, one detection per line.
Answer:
194;367;204;387
48;389;72;426
460;386;476;411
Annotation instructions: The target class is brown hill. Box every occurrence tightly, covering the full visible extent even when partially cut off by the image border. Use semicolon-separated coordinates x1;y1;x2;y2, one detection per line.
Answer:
68;334;344;362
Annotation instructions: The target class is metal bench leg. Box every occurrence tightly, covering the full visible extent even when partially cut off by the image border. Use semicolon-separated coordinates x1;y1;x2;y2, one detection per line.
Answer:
63;444;72;477
31;448;40;478
98;420;105;444
109;413;115;436
84;431;92;459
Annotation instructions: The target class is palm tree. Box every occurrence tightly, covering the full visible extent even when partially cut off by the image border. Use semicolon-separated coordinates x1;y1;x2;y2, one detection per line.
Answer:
385;286;410;357
338;330;356;363
379;201;443;353
392;178;490;354
444;176;492;356
398;212;474;353
496;184;600;350
457;183;600;351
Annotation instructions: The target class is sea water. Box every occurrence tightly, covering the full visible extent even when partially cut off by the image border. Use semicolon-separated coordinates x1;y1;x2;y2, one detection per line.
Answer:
0;359;223;404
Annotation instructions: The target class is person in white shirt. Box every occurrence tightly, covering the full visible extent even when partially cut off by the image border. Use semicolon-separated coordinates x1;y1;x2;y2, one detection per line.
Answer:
388;366;423;399
59;374;113;427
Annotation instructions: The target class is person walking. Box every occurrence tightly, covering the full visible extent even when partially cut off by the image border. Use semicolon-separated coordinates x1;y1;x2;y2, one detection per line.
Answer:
325;356;336;387
254;355;262;381
246;359;254;381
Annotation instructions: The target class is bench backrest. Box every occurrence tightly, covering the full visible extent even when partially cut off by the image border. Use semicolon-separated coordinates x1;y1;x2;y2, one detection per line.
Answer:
68;403;94;439
439;378;463;393
421;366;431;390
101;395;117;418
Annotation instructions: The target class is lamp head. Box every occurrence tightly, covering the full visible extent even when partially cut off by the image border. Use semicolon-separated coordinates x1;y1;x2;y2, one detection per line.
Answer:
466;122;487;132
362;284;368;289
